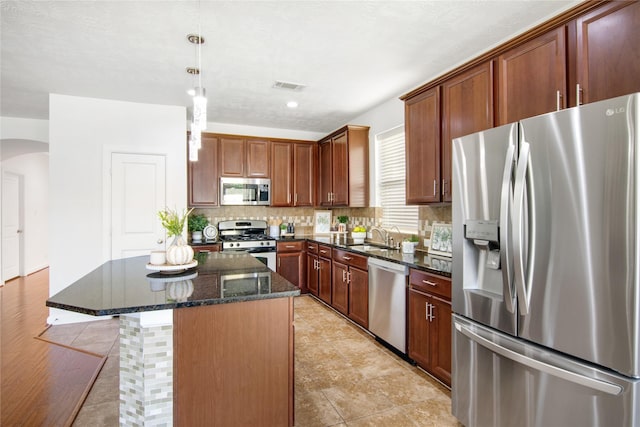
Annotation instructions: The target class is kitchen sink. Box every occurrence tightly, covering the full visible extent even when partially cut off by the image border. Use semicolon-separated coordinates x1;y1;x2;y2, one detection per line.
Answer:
348;244;393;253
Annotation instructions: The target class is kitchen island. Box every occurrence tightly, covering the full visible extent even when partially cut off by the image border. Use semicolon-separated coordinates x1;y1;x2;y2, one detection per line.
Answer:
47;252;300;426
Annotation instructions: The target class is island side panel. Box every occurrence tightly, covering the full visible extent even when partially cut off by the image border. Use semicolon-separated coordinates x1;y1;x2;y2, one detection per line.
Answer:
174;297;294;426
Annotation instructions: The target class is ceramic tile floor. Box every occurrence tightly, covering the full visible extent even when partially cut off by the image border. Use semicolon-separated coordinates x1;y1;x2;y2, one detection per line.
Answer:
41;295;461;426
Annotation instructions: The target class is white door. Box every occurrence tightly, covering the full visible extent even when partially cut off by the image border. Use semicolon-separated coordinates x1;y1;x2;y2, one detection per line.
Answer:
2;172;22;280
111;153;166;260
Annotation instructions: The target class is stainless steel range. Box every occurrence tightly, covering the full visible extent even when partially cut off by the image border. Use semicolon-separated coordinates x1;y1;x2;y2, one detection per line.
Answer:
218;220;276;270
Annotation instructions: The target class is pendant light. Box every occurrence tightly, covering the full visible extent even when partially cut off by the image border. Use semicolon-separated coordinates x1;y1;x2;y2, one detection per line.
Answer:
187;5;206;162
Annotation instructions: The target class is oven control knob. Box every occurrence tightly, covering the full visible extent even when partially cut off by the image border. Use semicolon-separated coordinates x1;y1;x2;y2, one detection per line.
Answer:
260;241;265;246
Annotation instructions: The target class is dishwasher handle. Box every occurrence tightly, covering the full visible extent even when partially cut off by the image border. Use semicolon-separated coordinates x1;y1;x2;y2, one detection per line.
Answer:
367;257;409;275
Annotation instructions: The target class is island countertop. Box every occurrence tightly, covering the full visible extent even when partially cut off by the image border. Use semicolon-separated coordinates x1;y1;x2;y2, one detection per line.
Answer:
46;252;301;316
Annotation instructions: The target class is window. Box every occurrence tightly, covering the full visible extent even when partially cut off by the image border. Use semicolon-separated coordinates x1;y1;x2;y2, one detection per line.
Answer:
375;126;418;233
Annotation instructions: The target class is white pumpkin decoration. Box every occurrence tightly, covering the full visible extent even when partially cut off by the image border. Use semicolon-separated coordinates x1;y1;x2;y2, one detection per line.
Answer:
166;235;194;265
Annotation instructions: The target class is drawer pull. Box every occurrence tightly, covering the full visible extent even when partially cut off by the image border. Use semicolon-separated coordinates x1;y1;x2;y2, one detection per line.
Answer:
343;256;352;260
285;245;295;249
320;250;327;254
422;280;437;287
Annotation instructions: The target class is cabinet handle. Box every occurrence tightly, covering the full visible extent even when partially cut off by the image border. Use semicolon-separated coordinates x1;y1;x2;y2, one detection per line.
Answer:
433;180;437;196
285;245;295;249
343;256;352;261
422;279;437;287
316;260;320;270
320;250;327;254
278;258;281;268
442;179;448;196
556;90;562;111
425;302;430;321
294;193;298;204
347;271;352;283
342;270;347;282
288;193;291;203
199;250;211;253
427;302;435;322
576;83;583;106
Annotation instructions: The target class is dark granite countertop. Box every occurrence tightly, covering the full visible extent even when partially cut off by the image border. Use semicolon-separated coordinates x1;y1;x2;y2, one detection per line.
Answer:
46;252;300;316
299;235;452;277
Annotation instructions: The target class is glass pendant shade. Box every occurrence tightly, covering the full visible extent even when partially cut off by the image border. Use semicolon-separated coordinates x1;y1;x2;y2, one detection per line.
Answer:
192;87;207;130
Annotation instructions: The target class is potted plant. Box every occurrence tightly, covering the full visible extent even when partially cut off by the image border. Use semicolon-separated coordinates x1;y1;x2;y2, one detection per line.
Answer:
158;207;194;265
188;213;208;242
402;234;420;254
336;215;349;233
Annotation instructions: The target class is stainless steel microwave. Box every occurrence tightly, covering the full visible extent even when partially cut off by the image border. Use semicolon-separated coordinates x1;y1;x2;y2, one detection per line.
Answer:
220;177;271;206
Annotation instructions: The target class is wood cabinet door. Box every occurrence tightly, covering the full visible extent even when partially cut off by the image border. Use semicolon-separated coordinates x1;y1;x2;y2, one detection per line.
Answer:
497;27;566;125
188;134;218;206
442;62;494;202
347;267;368;329
331;132;349;206
318;256;332;304
271;142;293;206
318;140;332;206
331;261;349;315
573;1;640;106
219;137;245;177
430;295;452;387
405;87;441;204
246;139;270;178
293;143;315;207
306;253;319;296
408;288;431;369
277;251;303;288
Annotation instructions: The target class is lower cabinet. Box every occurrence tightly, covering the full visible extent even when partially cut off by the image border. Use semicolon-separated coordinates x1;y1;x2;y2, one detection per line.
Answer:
332;249;368;329
306;242;332;304
408;269;452;387
276;241;306;291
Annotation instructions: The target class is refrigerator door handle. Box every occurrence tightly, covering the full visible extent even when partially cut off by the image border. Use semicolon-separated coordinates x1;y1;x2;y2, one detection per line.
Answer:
513;141;531;315
455;322;623;396
500;144;516;313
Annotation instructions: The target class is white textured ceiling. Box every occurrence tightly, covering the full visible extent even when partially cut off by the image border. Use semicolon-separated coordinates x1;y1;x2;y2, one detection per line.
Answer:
1;0;580;133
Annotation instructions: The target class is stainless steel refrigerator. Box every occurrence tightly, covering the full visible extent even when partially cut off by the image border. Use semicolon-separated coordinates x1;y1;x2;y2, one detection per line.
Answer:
452;93;640;427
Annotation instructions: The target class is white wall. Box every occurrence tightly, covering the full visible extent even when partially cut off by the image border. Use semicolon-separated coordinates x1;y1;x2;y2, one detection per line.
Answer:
1;152;49;275
1;117;49;142
206;121;325;141
48;94;186;324
346;96;405;206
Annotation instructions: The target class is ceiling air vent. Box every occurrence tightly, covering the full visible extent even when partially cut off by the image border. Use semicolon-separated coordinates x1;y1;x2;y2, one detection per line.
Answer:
273;80;306;91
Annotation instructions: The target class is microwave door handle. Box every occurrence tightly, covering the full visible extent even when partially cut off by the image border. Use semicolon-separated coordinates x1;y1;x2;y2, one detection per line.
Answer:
500;144;516;314
513;141;531;315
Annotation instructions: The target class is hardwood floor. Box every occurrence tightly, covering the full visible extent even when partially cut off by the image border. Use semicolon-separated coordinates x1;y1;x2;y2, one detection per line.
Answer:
1;270;106;426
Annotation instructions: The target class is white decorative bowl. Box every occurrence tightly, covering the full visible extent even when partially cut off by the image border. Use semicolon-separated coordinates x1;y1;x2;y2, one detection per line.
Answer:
351;231;366;244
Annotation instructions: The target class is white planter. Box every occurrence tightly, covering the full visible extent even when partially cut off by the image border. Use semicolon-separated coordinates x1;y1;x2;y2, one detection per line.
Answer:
402;241;417;254
351;231;366;244
191;231;203;242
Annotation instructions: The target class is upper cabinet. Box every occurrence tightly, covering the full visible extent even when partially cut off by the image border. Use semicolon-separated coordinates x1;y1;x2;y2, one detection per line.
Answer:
318;125;369;207
441;62;494;202
271;141;316;207
402;0;640;204
497;28;566;125
405;62;493;204
219;137;270;178
571;1;640;106
405;88;441;204
188;133;219;207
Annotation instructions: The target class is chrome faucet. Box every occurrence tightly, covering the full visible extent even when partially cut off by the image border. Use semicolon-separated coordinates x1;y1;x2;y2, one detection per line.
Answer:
370;227;389;246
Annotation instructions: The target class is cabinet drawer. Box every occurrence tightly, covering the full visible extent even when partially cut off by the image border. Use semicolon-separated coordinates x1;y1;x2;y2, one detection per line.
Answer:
192;244;220;254
333;249;368;270
306;241;318;254
410;269;451;300
277;240;305;252
317;245;332;259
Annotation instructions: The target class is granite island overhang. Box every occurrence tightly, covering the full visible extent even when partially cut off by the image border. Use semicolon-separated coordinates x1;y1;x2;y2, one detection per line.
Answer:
47;252;300;426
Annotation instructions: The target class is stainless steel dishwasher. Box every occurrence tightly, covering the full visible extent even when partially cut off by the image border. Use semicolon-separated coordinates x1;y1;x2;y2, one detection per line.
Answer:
368;257;409;354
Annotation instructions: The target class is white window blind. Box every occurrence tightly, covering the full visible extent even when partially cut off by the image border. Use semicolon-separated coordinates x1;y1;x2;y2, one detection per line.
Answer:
376;126;418;233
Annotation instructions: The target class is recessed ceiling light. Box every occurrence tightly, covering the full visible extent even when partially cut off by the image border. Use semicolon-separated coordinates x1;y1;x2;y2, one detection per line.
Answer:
287;101;299;109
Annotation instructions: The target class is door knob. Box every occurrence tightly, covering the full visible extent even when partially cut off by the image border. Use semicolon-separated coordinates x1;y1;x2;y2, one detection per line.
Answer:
157;239;164;244
17;229;23;233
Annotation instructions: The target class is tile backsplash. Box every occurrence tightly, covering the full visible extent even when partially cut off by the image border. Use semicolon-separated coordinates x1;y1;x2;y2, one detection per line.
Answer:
193;205;451;246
